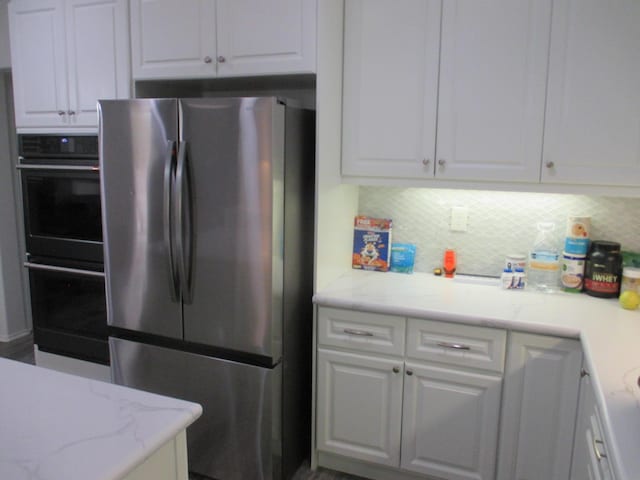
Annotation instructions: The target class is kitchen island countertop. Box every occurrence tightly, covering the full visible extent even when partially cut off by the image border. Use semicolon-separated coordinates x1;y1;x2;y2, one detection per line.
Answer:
314;270;640;480
0;358;202;480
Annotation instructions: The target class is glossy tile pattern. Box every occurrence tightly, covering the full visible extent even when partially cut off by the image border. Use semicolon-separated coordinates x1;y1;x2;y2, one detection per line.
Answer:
358;187;640;276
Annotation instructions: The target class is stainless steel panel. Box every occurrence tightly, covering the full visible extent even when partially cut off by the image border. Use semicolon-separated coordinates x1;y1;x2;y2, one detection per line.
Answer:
179;98;284;360
99;99;183;339
109;337;281;480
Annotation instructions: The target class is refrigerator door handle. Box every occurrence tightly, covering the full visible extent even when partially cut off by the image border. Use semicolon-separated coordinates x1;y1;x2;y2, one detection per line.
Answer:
164;140;180;302
175;140;194;304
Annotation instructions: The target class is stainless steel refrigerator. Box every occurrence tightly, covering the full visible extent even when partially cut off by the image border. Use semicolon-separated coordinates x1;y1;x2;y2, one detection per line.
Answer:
98;97;315;480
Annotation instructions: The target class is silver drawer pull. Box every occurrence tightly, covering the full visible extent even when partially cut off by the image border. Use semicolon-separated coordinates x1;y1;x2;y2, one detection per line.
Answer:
593;438;607;461
343;328;374;337
436;341;471;351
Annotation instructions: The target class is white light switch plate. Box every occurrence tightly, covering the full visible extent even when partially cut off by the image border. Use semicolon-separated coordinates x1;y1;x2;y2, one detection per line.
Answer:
450;206;469;232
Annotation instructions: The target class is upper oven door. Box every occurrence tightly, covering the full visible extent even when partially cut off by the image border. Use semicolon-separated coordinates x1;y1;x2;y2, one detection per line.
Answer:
20;165;103;262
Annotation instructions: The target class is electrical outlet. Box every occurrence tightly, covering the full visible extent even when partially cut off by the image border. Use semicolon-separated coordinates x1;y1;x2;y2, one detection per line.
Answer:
450;206;469;232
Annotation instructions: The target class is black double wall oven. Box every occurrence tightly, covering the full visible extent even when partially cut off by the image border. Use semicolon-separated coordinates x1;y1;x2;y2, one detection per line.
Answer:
19;134;108;365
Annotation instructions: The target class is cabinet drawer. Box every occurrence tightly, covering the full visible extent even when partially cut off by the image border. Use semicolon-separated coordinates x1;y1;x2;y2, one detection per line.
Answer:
406;318;506;373
317;307;405;356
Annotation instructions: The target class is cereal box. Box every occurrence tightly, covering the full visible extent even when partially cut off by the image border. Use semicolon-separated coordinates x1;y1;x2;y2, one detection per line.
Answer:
352;216;392;272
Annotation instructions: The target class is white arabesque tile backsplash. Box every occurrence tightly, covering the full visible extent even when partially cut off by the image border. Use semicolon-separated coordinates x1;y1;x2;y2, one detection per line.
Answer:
358;187;640;277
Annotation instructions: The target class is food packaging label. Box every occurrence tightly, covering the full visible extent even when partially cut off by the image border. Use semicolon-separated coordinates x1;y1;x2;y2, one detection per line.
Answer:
352;216;392;272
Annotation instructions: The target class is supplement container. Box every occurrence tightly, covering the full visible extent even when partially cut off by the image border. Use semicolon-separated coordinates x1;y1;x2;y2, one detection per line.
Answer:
620;267;640;295
584;241;622;298
561;252;586;293
505;253;527;271
564;216;591;255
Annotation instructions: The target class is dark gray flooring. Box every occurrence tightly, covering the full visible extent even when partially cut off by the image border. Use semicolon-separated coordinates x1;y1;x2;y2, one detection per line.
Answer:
0;335;368;480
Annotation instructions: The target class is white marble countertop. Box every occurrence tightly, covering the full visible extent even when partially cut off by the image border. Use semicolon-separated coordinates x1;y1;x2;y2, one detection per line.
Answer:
313;270;640;480
0;358;202;480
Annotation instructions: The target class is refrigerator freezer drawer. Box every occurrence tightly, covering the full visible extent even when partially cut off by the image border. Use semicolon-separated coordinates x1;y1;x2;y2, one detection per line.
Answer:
109;337;282;480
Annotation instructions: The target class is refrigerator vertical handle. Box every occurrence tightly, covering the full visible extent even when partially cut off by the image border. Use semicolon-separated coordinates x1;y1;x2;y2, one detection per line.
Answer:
175;141;194;304
164;141;180;302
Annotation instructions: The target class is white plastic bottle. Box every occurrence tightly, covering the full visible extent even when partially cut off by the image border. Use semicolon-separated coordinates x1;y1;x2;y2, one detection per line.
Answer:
528;222;560;292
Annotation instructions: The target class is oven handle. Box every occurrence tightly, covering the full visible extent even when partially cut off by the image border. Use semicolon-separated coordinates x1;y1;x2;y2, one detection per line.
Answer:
24;262;105;278
16;164;99;172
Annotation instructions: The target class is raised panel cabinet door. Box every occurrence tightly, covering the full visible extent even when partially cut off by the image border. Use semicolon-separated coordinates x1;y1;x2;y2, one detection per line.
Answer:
542;0;640;186
8;0;69;128
496;332;582;480
436;0;551;182
316;348;403;467
341;0;440;179
215;0;316;76
400;361;502;480
130;0;217;80
65;0;130;127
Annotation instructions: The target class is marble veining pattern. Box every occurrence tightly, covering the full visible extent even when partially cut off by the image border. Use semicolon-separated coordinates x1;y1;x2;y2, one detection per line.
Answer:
0;359;202;480
314;270;640;480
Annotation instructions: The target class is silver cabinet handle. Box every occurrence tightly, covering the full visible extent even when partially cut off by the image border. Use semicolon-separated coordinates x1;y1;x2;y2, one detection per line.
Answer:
437;341;471;351
438;159;446;166
422;158;431;166
343;328;374;337
67;110;75;116
546;161;555;168
24;261;104;278
580;368;590;378
217;55;226;63
406;370;413;376
57;110;65;116
593;438;607;461
392;367;400;374
204;56;212;63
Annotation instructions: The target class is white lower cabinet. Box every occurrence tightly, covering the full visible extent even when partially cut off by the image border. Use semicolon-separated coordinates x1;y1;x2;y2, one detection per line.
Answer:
316;348;403;467
571;372;617;480
400;362;502;480
496;332;583;480
315;307;506;480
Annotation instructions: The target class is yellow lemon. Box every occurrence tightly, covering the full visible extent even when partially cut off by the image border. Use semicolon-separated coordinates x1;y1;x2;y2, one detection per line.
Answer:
619;290;640;310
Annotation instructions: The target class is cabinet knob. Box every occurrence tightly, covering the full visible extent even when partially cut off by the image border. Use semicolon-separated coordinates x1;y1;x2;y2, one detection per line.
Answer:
67;110;75;116
406;370;413;376
57;110;65;116
546;161;555;168
204;56;212;64
438;159;446;166
422;158;431;166
392;367;400;374
217;55;226;63
580;368;590;378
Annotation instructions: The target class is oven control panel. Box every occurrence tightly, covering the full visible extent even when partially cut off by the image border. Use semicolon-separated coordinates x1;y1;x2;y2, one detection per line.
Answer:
19;134;99;159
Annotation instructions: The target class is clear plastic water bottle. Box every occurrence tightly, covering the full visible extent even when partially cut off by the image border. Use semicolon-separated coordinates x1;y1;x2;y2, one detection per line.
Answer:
528;222;561;292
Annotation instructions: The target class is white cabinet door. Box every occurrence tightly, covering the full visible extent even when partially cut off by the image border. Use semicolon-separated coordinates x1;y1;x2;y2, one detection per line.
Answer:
316;348;403;467
130;0;217;79
216;0;315;77
65;0;130;127
400;361;502;480
9;0;69;128
436;0;551;182
341;0;440;179
543;0;640;186
497;332;582;480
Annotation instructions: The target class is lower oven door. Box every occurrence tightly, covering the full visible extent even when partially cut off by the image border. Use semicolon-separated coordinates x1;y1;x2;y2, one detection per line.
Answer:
26;257;109;365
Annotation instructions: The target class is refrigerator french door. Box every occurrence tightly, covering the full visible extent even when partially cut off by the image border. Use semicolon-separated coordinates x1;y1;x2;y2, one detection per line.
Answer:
99;97;314;480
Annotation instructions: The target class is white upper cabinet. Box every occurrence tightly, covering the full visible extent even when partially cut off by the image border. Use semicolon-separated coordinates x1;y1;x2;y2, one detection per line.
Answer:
130;0;217;80
9;0;130;131
436;0;551;182
341;0;440;178
542;0;640;186
342;0;551;183
130;0;316;80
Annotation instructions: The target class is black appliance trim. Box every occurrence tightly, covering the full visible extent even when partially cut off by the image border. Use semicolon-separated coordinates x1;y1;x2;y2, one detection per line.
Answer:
35;328;109;365
108;327;278;369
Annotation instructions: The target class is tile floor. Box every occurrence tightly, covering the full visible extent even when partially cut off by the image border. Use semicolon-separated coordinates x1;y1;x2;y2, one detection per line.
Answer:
0;335;367;480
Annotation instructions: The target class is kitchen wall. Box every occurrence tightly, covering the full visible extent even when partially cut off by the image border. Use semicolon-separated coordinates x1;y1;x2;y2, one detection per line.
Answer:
358;186;640;277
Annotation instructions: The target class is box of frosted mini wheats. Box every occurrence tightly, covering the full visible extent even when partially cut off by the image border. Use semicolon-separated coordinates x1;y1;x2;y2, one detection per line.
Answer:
352;216;392;272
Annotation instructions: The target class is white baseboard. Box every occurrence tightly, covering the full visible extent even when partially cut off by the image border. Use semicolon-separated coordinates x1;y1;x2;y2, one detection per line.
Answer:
34;345;111;382
0;328;32;343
